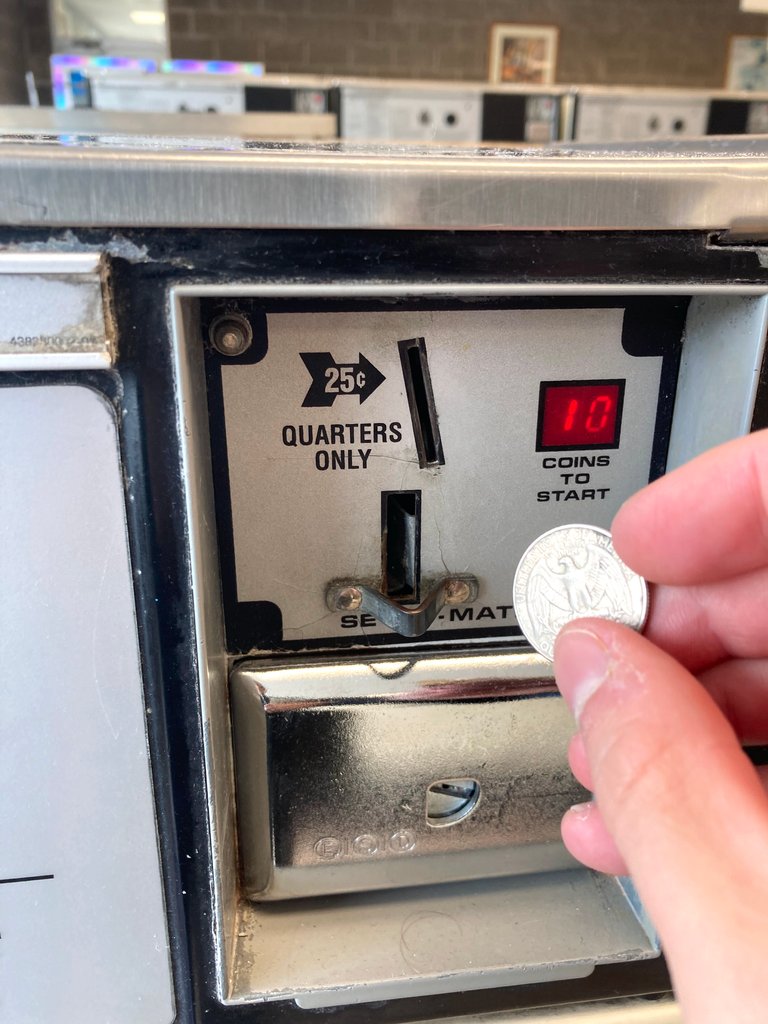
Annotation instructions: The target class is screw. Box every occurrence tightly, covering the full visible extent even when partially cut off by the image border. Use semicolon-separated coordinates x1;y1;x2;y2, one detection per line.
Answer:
444;578;471;605
210;314;252;357
334;586;363;612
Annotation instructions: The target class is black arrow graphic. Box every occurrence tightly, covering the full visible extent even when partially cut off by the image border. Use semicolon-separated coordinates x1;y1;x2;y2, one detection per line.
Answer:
300;352;386;407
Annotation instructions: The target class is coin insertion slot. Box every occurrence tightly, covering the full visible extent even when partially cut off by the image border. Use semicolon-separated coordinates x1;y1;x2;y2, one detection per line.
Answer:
426;779;481;827
398;337;445;468
381;490;421;603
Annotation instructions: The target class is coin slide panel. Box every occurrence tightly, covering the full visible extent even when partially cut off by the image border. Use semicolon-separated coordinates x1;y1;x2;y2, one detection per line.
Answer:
204;297;685;653
231;656;588;900
228;652;660;1003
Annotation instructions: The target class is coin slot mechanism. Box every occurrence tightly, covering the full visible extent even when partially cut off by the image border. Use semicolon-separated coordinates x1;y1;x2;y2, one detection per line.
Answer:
398;337;445;468
426;778;481;827
382;490;421;602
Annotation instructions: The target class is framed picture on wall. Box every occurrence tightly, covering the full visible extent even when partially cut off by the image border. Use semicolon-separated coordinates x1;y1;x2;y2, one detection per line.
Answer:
726;35;768;91
488;23;559;85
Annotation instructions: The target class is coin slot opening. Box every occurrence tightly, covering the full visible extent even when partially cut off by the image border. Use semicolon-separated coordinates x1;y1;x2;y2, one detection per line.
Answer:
398;337;445;468
426;778;481;827
381;490;421;602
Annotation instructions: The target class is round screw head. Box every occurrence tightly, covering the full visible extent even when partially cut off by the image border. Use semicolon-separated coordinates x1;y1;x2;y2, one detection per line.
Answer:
444;579;471;605
334;586;362;612
219;329;246;354
210;314;253;357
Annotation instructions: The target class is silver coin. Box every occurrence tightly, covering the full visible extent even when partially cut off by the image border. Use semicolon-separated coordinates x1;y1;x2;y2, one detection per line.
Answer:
513;524;648;662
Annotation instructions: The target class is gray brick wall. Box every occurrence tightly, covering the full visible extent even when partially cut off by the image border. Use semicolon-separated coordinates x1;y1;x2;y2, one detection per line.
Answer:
0;0;53;105
168;0;768;88
23;0;54;101
0;0;28;104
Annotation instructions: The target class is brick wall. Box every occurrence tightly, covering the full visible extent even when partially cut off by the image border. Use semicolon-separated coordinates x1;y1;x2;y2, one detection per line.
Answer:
0;0;28;104
0;0;53;105
168;0;768;88
23;0;54;103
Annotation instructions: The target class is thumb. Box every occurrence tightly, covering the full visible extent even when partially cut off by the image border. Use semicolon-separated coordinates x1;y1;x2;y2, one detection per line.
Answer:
554;619;768;1024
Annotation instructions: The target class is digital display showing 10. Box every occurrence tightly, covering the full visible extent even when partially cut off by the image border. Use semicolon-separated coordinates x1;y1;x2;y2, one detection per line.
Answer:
537;380;625;450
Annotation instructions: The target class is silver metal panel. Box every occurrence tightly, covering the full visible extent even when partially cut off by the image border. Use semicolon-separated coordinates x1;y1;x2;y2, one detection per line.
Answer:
173;282;765;1008
92;76;246;114
667;293;768;469
172;281;659;1008
340;85;482;143
0;385;174;1023
232;653;584;899
220;305;660;644
574;92;709;143
5;136;768;230
0;251;111;370
229;868;657;1006
171;297;236;990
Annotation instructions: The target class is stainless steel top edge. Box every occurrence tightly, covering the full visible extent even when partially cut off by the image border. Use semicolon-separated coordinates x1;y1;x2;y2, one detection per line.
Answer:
2;134;768;231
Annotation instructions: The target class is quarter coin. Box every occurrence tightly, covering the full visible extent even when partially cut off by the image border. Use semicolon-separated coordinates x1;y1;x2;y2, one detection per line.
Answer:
513;523;648;662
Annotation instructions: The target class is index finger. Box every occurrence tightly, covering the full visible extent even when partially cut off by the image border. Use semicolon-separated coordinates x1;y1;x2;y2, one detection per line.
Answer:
612;428;768;585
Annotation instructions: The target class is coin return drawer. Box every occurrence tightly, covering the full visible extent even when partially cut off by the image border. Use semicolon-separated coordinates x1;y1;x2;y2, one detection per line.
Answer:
230;648;662;1005
232;650;590;900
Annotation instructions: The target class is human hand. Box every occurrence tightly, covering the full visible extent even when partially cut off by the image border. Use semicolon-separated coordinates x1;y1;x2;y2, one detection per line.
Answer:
553;429;768;1023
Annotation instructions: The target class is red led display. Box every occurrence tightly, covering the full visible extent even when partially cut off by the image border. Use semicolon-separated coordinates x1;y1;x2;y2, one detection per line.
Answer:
537;380;624;450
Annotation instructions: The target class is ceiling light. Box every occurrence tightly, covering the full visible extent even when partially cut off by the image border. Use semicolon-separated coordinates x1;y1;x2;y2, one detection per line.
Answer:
129;10;166;26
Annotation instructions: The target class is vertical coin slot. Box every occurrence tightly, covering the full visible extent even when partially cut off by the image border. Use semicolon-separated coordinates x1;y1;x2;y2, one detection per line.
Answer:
398;337;445;468
382;490;421;602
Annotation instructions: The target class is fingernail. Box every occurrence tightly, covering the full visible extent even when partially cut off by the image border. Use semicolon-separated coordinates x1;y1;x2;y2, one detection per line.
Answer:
567;801;594;822
554;627;611;721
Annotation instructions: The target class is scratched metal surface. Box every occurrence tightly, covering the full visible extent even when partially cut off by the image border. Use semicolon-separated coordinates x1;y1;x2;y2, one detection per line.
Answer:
1;135;768;230
229;868;656;1007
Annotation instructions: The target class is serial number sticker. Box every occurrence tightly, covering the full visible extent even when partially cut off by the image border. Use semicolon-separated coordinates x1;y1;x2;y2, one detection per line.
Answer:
8;334;102;347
